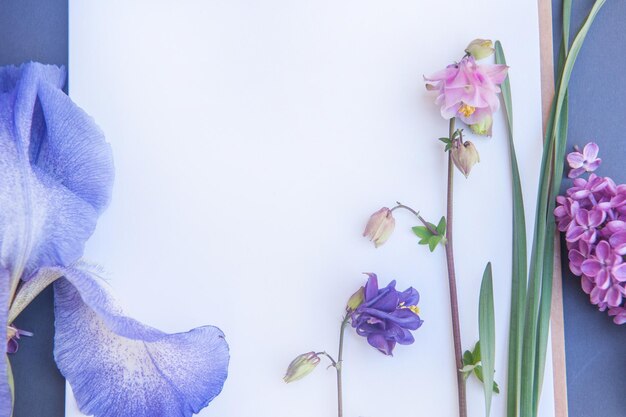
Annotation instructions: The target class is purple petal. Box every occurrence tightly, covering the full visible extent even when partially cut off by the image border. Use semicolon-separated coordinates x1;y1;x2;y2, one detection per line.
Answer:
567;152;585;169
0;269;12;417
363;273;379;301
366;333;395;356
595;269;611;290
567;167;586;179
53;267;229;417
606;286;623;308
588;209;606;228
581;259;603;277
0;63;114;281
612;264;626;282
583;142;599;161
565;226;585;242
585;159;601;172
595;241;611;261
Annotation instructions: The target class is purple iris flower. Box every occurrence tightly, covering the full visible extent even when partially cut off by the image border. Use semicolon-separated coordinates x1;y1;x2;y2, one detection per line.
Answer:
351;273;423;356
0;63;229;417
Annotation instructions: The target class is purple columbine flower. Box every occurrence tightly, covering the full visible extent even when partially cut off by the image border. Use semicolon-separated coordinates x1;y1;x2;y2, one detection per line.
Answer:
351;273;423;356
567;142;601;178
0;63;229;417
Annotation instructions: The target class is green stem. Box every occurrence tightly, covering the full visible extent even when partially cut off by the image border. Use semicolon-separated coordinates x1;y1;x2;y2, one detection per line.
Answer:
444;117;467;417
336;315;350;417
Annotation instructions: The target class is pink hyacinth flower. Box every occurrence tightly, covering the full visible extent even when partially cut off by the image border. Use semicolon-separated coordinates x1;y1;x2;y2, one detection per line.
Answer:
567;142;602;178
424;56;508;131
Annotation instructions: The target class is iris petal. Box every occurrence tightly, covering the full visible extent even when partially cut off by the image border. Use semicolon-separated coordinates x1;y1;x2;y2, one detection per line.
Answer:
0;63;113;281
53;267;229;417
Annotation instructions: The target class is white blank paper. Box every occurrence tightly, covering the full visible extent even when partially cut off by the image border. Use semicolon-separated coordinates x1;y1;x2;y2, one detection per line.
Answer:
69;1;554;416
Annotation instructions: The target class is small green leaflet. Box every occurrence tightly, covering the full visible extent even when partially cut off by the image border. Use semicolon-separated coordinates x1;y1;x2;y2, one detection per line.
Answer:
411;216;447;252
461;342;499;394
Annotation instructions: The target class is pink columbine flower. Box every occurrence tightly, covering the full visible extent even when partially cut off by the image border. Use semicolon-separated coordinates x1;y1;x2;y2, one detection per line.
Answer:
425;56;508;136
567;142;602;178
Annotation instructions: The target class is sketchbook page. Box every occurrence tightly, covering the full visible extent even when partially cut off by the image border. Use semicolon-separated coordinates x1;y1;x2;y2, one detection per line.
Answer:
69;1;553;416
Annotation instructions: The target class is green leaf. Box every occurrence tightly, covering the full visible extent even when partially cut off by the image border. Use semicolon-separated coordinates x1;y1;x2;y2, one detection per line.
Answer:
6;356;14;416
439;137;451;144
463;349;474;366
428;235;442;252
495;41;528;417
411;226;432;240
436;216;447;236
517;2;606;417
472;341;481;362
474;365;501;394
479;262;495;417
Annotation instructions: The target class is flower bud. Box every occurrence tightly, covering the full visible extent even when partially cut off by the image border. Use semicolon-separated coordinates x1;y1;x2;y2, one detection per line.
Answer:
283;352;321;383
451;141;480;178
346;287;365;311
465;39;494;60
470;114;493;137
363;208;395;248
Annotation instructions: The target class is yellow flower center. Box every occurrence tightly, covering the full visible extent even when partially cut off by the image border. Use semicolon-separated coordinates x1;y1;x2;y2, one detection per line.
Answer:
399;302;420;315
458;103;476;117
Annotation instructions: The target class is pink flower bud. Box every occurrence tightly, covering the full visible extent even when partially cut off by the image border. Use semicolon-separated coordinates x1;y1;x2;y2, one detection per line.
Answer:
363;208;396;247
451;141;480;178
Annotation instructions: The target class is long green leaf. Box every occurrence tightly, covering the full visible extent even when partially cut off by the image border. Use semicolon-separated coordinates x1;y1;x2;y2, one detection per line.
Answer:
520;1;606;416
495;41;527;417
479;262;495;417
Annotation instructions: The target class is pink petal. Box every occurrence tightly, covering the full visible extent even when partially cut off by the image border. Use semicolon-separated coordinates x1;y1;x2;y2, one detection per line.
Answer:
583;142;599;161
612;263;626;282
585;159;601;172
606;286;623;307
588;209;606;227
581;276;595;294
595;241;611;261
596;269;611;289
567;152;585;169
581;259;603;277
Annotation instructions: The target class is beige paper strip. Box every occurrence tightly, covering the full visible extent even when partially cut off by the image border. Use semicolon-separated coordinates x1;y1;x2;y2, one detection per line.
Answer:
538;0;569;416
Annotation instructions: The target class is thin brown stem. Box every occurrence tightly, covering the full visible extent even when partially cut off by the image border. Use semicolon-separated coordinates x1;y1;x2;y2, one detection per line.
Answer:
391;202;439;235
444;118;467;417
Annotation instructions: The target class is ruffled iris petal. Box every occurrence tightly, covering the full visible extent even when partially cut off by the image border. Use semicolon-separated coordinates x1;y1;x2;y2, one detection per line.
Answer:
0;63;113;279
53;267;229;417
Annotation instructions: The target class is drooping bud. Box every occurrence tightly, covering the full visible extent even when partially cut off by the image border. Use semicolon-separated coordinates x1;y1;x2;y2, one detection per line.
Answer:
470;114;493;137
346;287;365;311
451;141;480;178
465;39;494;60
283;352;321;383
363;208;395;248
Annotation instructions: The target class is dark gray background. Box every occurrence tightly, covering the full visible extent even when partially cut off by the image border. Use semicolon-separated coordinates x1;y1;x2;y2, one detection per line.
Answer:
0;1;623;416
0;1;67;416
552;0;626;417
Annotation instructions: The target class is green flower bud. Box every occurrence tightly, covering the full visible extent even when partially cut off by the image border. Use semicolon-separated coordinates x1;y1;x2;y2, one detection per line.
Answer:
283;352;320;383
470;114;493;137
465;39;495;60
346;287;365;311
